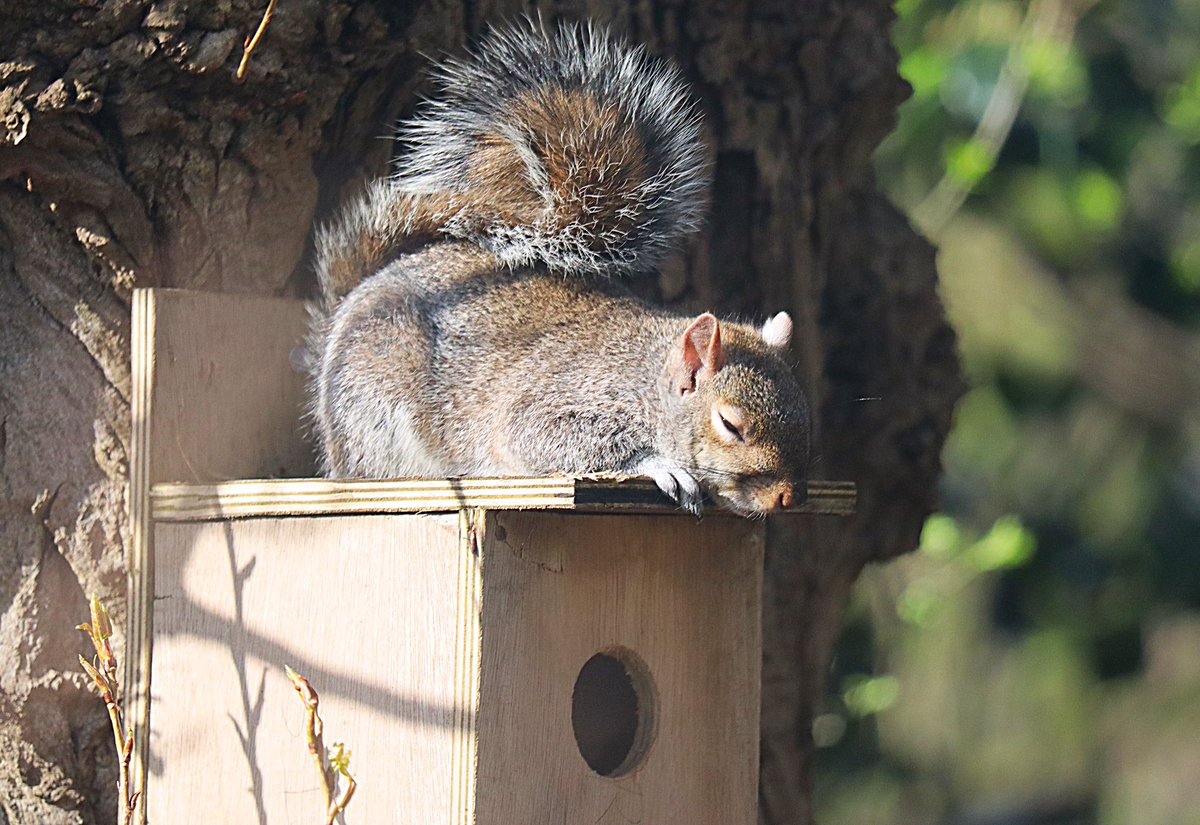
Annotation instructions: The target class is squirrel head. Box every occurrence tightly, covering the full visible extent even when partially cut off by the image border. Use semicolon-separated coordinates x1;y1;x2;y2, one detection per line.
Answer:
664;312;811;515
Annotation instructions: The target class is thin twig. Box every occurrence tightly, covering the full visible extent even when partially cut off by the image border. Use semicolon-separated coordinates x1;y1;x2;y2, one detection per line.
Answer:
78;596;140;824
287;665;356;822
913;0;1075;238
120;733;137;825
286;666;333;810
236;0;278;83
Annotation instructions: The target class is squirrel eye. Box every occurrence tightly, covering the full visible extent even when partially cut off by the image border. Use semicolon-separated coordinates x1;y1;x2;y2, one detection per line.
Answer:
718;413;744;443
711;404;748;444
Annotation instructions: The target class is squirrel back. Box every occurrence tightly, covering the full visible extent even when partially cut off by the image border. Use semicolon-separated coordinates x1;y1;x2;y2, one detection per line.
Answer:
315;19;709;303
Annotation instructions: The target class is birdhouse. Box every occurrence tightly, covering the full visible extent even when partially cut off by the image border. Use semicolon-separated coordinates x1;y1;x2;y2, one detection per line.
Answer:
125;288;855;824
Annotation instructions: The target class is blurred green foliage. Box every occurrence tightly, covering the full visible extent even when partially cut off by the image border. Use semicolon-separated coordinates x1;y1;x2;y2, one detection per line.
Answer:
818;1;1200;823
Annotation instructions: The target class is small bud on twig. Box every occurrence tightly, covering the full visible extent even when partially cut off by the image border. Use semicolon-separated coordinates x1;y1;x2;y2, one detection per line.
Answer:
77;595;139;825
285;665;357;823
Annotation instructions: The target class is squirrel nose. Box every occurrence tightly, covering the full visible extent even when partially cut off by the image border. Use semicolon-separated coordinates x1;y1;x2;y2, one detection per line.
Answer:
778;488;794;509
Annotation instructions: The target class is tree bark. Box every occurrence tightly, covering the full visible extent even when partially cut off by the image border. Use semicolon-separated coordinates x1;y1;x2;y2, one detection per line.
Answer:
0;2;961;823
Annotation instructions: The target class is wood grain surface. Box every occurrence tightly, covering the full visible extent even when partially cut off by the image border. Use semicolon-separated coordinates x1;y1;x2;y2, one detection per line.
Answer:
474;511;764;825
152;476;857;520
149;514;471;824
128;288;311;814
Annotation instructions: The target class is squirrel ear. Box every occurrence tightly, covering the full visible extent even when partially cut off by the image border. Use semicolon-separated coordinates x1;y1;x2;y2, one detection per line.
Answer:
761;311;793;349
673;313;724;395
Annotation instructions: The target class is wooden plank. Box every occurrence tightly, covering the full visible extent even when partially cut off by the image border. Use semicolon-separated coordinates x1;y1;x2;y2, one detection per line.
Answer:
127;288;312;819
453;510;484;825
126;288;154;820
148;514;474;825
151;477;858;521
474;512;764;824
130;288;313;484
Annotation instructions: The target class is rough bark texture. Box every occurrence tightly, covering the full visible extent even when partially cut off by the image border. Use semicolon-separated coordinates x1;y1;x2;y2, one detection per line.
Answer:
0;1;961;823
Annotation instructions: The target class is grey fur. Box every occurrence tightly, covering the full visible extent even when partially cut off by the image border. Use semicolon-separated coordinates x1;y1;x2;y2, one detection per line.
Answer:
307;22;811;515
311;240;810;515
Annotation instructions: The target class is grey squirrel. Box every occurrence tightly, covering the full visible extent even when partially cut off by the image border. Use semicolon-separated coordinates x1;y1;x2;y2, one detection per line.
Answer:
307;20;811;516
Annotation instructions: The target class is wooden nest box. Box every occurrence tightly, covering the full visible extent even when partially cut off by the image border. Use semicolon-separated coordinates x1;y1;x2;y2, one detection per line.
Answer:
126;289;855;824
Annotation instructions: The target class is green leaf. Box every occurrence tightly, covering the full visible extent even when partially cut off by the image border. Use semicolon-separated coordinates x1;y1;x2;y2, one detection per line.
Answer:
1073;169;1123;233
901;48;950;100
1021;39;1088;106
945;137;995;188
920;513;963;559
1170;238;1200;294
329;742;353;777
843;675;901;717
965;515;1036;572
1163;68;1200;144
79;655;106;694
89;595;112;642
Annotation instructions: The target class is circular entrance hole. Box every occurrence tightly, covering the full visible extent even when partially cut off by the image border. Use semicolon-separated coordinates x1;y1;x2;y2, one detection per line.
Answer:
571;648;657;777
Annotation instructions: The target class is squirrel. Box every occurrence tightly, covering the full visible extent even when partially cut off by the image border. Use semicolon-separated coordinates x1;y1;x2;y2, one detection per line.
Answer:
307;20;811;516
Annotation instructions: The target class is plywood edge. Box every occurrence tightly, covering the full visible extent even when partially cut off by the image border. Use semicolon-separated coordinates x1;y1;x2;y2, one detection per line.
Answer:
452;510;484;825
150;476;857;521
127;287;155;825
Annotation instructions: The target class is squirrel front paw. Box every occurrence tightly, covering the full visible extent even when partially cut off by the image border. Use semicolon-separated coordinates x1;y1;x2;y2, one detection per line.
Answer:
633;456;704;517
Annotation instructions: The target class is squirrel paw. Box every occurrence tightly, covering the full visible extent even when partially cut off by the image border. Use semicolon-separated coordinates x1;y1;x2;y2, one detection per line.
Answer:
634;456;704;517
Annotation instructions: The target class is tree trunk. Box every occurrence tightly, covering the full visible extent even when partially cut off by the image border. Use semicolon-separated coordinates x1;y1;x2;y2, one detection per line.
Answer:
0;2;961;823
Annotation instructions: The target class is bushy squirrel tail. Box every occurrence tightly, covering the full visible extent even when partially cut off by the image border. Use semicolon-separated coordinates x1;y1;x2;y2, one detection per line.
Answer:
315;19;710;302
